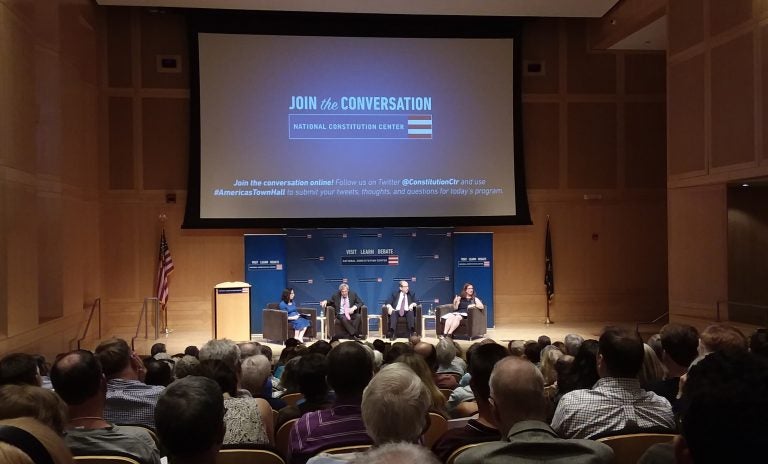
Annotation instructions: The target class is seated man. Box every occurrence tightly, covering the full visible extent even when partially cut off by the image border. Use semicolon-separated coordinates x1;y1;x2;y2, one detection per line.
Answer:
50;349;160;464
456;357;613;464
384;280;418;341
155;376;226;464
647;323;699;410
322;283;364;340
552;327;675;439
0;353;42;386
288;342;374;464
94;338;164;429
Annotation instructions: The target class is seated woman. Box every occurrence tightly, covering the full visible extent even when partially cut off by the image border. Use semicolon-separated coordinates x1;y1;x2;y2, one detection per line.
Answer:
280;288;310;340
442;283;484;339
198;359;273;446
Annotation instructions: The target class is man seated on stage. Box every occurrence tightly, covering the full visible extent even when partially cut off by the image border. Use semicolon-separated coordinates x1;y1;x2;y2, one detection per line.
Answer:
321;283;365;340
384;280;418;341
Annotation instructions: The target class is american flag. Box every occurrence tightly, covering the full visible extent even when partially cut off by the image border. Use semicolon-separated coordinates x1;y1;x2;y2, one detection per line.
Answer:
155;230;174;306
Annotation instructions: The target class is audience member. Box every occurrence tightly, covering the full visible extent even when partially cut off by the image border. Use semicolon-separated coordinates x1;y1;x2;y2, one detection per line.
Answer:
0;353;41;386
538;335;552;350
749;328;768;358
50;349;160;464
150;343;166;359
143;358;173;387
351;442;440;464
275;353;332;430
647;323;698;409
540;345;563;386
383;341;412;364
0;417;74;464
173;354;200;379
564;334;584;356
396;353;448;417
556;339;599;397
456;357;613;464
240;354;286;410
647;333;664;361
306;340;333;356
155;376;225;464
307;362;432;463
436;338;467;375
0;384;68;434
552;327;674;439
184;345;200;358
288;341;374;464
433;342;508;462
523;340;541;365
697;323;748;356
237;342;262;359
198;359;272;446
507;340;525;357
94;338;164;428
638;343;666;389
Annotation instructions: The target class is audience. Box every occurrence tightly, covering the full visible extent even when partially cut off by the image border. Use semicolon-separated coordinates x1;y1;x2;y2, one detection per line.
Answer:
155;376;226;464
697;323;748;356
173;354;200;379
749;328;768;358
351;442;440;464
241;354;286;410
143;358;173;387
0;417;74;464
638;343;666;389
646;323;699;409
0;353;42;386
276;352;333;431
433;342;508;462
0;384;68;434
288;341;374;464
563;334;583;356
539;345;563;387
94;338;164;428
50;349;160;464
456;357;613;464
552;327;674;439
396;353;448;417
198;359;273;446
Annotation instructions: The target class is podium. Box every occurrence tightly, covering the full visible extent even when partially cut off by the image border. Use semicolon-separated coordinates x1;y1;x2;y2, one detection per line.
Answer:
213;282;251;341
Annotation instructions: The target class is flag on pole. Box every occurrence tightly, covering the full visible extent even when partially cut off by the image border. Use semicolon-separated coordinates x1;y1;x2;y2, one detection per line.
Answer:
156;230;174;306
544;218;555;301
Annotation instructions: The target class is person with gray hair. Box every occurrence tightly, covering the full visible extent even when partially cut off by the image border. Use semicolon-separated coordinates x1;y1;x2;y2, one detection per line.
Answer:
456;357;613;464
240;354;286;410
352;442;440;464
199;339;241;371
155;376;226;464
237;342;262;359
564;333;584;356
307;362;432;464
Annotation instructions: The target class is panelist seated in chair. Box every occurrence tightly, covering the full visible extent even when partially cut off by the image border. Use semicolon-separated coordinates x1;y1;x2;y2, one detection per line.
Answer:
442;283;484;339
280;288;311;340
321;283;365;340
384;280;419;341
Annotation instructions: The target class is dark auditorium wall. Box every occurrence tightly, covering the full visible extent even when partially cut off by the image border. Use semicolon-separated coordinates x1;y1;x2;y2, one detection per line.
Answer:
98;9;668;339
1;3;673;358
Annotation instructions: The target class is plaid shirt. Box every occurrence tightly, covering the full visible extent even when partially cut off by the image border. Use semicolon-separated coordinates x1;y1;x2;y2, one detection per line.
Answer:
551;377;674;439
104;378;164;429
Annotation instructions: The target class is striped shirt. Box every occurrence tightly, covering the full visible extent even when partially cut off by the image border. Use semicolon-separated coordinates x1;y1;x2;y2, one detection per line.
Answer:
104;378;164;429
551;377;675;439
288;400;372;464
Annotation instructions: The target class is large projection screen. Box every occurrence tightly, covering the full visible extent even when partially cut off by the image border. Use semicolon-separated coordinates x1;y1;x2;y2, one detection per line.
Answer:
184;12;530;228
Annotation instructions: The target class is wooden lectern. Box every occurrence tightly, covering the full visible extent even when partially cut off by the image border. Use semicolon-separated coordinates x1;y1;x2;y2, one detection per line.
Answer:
213;282;251;341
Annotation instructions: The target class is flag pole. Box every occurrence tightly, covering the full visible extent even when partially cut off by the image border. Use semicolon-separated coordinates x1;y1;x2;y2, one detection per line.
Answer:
544;214;554;325
159;214;173;335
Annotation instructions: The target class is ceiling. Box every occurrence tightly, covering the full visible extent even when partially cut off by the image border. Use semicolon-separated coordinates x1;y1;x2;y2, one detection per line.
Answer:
94;0;620;18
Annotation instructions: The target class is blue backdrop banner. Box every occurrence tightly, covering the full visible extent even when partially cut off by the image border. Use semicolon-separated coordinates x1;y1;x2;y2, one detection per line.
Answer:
453;232;494;328
285;228;454;319
244;234;287;333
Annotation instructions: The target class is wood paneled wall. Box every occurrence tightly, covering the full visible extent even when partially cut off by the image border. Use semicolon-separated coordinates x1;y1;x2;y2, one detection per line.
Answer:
666;0;768;329
0;0;102;358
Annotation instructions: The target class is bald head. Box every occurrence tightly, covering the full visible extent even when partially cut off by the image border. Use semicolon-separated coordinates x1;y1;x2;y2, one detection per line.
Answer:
489;357;546;432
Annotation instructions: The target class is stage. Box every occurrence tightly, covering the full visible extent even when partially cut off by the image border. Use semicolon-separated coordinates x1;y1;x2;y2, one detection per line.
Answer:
131;321;658;358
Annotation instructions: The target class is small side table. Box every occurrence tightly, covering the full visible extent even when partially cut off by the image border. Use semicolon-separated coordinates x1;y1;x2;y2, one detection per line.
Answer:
315;316;326;340
421;314;436;338
367;314;383;338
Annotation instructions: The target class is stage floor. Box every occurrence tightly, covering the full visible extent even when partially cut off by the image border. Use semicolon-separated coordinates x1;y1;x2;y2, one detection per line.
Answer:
132;321;653;358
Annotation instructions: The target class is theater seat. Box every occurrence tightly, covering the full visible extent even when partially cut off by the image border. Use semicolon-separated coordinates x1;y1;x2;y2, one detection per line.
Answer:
596;433;676;464
435;304;486;340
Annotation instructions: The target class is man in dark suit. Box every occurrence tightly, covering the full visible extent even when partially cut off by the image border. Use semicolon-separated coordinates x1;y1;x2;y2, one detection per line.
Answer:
384;280;419;341
323;283;364;339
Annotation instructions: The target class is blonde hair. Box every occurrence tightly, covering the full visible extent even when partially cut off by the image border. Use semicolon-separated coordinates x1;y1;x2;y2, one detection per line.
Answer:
0;417;73;464
395;353;447;416
539;345;563;386
638;343;666;388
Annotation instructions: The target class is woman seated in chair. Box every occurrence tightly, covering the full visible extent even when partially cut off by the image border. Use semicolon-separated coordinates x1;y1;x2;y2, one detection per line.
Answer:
280;287;310;340
442;283;484;339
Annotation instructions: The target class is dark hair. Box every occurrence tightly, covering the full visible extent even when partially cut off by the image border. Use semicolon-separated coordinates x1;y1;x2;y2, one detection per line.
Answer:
750;329;768;358
307;340;332;356
296;353;329;401
184;345;200;358
94;338;132;377
281;287;294;304
559;339;599;394
372;339;387;356
660;324;699;367
0;353;39;386
680;351;768;463
198;359;237;396
326;342;373;397
383;342;413;364
460;282;475;299
50;350;102;405
155;376;224;458
523;341;541;364
537;335;551;350
150;343;167;357
598;327;644;378
144;359;173;387
468;343;509;400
